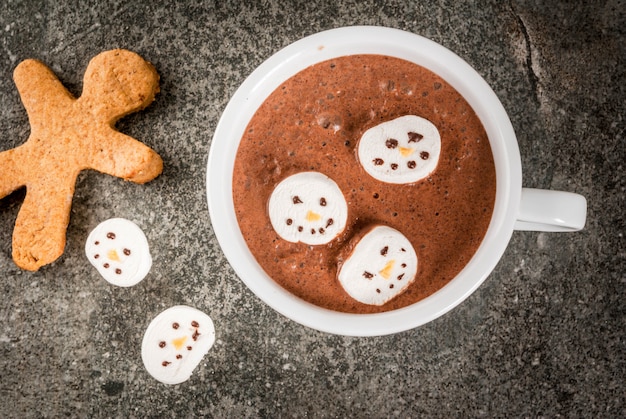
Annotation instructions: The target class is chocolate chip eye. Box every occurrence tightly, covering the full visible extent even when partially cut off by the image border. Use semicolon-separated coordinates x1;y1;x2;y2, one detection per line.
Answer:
319;197;327;206
373;158;384;166
363;271;374;279
191;320;199;327
286;218;293;225
123;248;131;256
408;132;423;143
380;246;388;256
292;196;303;204
385;138;398;149
407;160;416;169
420;151;430;160
106;232;116;239
172;322;179;330
159;341;166;348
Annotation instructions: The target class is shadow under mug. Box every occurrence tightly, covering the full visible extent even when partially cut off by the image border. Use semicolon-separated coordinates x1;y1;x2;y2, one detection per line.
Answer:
207;26;587;336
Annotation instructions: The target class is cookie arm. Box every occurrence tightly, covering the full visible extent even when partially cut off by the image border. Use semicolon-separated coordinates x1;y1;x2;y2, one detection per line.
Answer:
13;59;75;129
12;182;74;271
87;129;163;184
0;59;67;199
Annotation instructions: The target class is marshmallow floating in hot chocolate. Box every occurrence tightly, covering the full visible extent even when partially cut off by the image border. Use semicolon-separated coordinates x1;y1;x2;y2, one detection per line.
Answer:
268;171;348;245
357;115;441;184
338;225;418;306
141;305;216;385
85;218;152;287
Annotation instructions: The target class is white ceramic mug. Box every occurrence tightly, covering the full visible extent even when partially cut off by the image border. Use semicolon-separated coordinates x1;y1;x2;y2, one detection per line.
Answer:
206;26;587;336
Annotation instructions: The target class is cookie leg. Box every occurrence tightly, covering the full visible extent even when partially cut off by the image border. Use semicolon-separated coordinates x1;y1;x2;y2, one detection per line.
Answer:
87;130;163;184
12;183;74;271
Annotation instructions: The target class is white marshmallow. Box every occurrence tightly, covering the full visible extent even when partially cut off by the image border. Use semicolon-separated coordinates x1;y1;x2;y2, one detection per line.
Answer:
268;171;348;245
338;226;418;306
85;218;152;287
141;305;216;385
357;115;441;184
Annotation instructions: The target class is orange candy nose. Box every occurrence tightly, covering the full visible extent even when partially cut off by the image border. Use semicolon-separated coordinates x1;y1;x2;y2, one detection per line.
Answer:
107;249;120;261
306;210;322;222
379;260;396;279
171;335;188;350
399;147;415;157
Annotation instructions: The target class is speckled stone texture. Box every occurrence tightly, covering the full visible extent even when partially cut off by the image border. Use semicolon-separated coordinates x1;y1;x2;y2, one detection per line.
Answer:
0;0;624;417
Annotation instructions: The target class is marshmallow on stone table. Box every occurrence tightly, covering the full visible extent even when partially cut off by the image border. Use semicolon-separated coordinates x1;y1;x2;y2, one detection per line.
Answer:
141;305;216;385
338;225;418;306
85;218;152;287
357;115;441;184
268;171;348;245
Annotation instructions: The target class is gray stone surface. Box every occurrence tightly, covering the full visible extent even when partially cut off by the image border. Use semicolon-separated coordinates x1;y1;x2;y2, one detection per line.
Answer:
0;0;624;416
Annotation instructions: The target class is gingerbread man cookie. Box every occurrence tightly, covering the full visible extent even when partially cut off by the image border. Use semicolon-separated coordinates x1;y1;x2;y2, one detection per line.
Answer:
0;49;163;271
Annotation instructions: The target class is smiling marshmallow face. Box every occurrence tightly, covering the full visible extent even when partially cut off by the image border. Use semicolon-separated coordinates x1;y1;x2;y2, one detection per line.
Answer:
141;305;216;385
357;115;441;184
338;225;418;306
85;218;152;287
268;172;348;245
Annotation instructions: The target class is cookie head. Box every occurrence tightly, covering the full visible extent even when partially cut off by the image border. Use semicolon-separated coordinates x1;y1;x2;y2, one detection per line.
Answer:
85;218;152;287
81;49;160;120
141;306;216;385
268;172;348;245
357;115;441;184
338;225;418;306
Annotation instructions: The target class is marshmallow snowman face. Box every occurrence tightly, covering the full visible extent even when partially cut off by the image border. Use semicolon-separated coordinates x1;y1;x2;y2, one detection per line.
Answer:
358;115;441;184
268;172;348;245
85;218;152;287
338;226;418;306
141;305;216;385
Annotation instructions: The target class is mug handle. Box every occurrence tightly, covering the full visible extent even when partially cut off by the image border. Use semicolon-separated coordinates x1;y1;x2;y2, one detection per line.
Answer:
514;188;587;232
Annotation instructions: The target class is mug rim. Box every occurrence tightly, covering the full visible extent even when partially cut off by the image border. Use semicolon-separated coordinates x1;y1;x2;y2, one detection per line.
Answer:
207;26;521;336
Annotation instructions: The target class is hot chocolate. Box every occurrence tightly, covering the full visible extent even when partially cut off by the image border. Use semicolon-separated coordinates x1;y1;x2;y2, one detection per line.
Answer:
232;54;496;314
